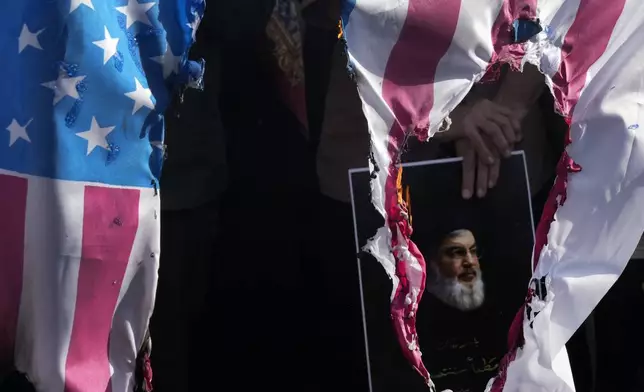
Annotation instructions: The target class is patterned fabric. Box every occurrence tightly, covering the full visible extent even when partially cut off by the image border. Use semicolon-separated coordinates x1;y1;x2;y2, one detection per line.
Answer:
267;0;305;86
265;0;313;130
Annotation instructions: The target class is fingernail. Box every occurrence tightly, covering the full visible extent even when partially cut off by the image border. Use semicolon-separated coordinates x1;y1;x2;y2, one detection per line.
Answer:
504;150;511;157
489;180;495;188
488;157;494;164
462;190;471;199
477;188;485;198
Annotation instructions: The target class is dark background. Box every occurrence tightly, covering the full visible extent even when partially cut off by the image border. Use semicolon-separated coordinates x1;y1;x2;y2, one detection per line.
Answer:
350;154;534;392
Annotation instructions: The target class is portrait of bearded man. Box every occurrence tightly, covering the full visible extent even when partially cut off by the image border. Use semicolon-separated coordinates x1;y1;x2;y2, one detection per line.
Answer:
403;156;533;392
348;154;536;392
426;228;485;312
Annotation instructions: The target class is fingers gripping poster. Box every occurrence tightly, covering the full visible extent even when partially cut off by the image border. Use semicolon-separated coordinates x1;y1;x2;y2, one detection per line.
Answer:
343;0;644;391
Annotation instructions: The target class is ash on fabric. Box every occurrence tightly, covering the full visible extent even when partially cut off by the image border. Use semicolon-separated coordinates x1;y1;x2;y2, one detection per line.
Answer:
343;0;644;391
0;0;203;391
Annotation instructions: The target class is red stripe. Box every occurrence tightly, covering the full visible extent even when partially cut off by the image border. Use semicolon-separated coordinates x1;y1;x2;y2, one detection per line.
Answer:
382;0;461;138
536;0;627;269
0;175;28;368
486;2;539;386
64;186;140;392
551;0;627;119
493;2;626;390
381;0;462;385
484;0;538;81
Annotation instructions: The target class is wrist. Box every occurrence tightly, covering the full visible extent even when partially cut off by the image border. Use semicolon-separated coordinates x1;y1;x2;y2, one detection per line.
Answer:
492;96;530;122
492;64;544;117
492;93;525;109
436;100;477;141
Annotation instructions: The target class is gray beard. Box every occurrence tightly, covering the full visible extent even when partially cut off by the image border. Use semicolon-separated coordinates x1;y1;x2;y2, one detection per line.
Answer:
426;264;485;311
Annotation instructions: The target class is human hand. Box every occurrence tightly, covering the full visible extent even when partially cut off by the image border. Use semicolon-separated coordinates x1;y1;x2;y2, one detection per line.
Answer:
461;99;522;163
455;136;500;199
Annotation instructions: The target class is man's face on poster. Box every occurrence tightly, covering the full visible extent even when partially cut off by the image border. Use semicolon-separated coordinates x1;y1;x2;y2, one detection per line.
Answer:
427;229;485;311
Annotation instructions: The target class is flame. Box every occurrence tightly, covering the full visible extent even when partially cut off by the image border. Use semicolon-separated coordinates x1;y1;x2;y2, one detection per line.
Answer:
405;185;412;226
396;166;404;205
395;166;413;225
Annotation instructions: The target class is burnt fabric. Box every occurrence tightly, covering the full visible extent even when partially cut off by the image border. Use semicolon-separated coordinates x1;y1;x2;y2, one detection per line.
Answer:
344;1;644;390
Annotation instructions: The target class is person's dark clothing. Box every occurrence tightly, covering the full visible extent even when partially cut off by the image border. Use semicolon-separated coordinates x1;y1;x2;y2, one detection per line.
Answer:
150;201;220;392
311;194;370;391
151;2;276;390
0;371;36;392
197;1;324;391
594;257;644;392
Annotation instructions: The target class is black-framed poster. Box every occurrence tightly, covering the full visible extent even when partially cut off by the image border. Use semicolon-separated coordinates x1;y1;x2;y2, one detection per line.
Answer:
350;152;535;392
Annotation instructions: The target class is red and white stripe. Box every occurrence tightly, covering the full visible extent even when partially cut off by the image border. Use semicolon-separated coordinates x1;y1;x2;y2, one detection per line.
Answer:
346;0;644;390
0;169;159;392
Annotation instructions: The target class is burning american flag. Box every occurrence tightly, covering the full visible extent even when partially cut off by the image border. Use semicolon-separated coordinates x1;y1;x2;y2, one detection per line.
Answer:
343;0;644;391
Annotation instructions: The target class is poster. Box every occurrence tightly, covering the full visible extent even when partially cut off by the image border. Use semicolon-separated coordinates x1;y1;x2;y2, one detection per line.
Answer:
350;152;534;392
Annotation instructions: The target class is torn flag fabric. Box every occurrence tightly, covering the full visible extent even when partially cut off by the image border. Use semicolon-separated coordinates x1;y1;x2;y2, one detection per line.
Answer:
0;0;203;390
343;0;644;391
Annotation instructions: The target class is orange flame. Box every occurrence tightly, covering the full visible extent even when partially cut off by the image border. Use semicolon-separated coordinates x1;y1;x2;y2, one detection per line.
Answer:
405;185;412;226
395;166;413;225
396;166;404;206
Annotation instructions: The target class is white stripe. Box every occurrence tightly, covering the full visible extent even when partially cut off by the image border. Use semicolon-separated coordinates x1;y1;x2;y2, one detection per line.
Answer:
346;0;410;216
14;176;86;392
525;0;581;78
570;0;644;124
1;168;159;392
349;0;644;390
108;188;159;391
0;169;154;191
427;0;503;138
541;0;644;338
506;1;644;390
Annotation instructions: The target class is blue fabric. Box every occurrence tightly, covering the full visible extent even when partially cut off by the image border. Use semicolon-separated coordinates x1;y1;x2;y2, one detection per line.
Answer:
0;0;205;188
512;18;543;44
341;0;356;34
